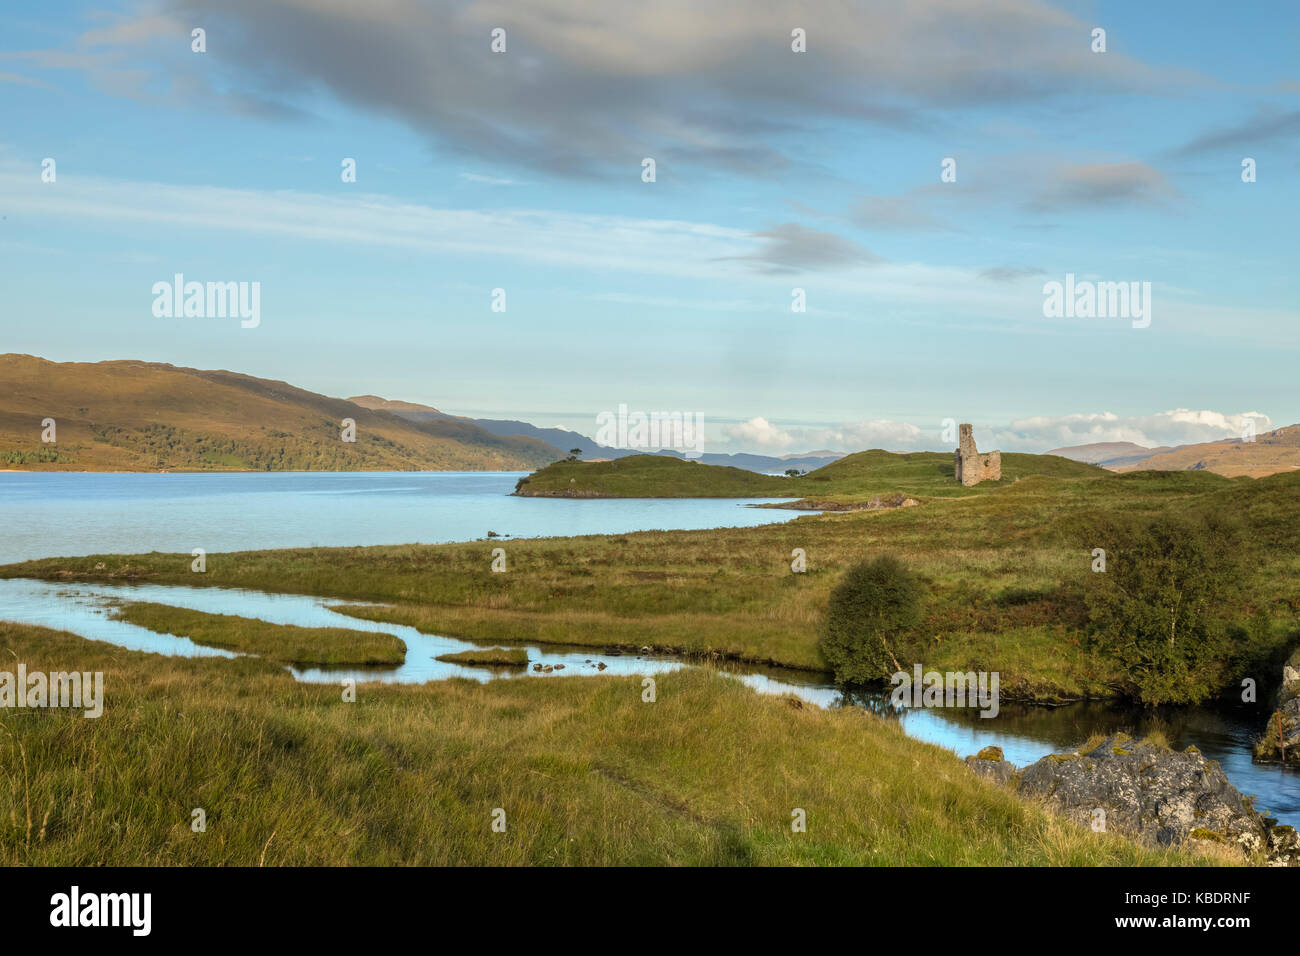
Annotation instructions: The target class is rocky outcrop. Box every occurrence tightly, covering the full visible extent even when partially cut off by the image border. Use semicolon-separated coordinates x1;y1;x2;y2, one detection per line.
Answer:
964;746;1016;786
966;734;1300;865
954;424;1001;486
1255;646;1300;765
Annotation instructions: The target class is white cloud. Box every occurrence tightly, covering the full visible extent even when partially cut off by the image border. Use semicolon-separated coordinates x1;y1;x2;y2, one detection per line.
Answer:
726;417;794;450
719;409;1275;455
995;409;1274;450
723;417;927;453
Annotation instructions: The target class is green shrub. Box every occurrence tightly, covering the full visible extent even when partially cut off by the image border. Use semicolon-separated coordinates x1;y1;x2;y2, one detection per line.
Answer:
1084;511;1246;705
820;555;923;684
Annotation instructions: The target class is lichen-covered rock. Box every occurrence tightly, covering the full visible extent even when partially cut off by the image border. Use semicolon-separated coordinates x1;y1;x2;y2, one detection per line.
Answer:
1267;825;1300;867
963;745;1016;786
1016;734;1268;854
965;733;1297;865
1254;647;1300;765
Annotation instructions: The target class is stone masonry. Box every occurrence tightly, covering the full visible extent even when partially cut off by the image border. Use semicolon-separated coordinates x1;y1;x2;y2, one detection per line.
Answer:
954;423;1001;486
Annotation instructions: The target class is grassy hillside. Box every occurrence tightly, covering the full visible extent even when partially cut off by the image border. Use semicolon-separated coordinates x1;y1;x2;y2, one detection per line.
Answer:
516;454;791;497
9;468;1293;702
514;449;1108;500
0;622;1208;866
0;354;561;471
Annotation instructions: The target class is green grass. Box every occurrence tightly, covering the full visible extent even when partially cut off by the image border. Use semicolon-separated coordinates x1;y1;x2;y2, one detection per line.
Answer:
515;449;1109;501
110;602;405;666
435;647;529;667
6;468;1297;703
0;622;1219;865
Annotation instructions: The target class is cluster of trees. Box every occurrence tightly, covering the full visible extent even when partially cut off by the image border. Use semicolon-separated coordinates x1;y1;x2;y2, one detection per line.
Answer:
89;422;430;471
1;447;68;465
819;511;1252;705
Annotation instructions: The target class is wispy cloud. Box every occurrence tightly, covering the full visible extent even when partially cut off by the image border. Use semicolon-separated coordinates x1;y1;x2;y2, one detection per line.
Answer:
1027;161;1179;211
1172;108;1300;155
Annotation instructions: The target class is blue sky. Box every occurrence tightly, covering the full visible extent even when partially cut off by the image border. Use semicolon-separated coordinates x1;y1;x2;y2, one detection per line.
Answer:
1;0;1297;454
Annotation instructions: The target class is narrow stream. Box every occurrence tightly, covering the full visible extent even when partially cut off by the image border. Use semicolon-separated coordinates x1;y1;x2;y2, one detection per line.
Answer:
2;576;1296;827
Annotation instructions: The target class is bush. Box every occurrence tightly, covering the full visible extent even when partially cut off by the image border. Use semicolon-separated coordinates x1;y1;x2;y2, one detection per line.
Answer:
1085;511;1246;705
820;556;923;684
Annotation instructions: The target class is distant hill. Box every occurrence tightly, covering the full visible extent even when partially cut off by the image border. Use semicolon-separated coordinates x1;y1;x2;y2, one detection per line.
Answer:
0;355;562;472
1050;427;1300;477
1109;425;1300;478
515;448;1108;500
1046;441;1172;465
349;394;844;473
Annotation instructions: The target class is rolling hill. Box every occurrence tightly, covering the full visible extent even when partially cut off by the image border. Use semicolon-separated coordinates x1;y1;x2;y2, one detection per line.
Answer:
1109;425;1300;478
514;448;1108;500
0;354;562;471
1045;441;1173;465
1051;427;1300;477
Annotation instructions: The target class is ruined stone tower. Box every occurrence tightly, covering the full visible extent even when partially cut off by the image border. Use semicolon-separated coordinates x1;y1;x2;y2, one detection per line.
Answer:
954;424;1001;486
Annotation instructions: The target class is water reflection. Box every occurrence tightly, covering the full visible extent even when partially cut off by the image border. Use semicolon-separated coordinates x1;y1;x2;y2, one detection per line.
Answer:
1;576;1295;826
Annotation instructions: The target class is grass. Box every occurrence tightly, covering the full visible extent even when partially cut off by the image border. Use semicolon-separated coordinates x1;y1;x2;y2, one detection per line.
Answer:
515;449;1108;501
110;602;405;666
10;467;1296;702
435;647;529;667
0;621;1219;866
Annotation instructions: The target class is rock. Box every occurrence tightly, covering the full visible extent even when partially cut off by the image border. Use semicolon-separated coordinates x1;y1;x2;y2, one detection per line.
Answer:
1254;646;1300;765
1267;825;1300;866
965;733;1297;865
954;423;1001;486
596;662;607;671
963;746;1016;786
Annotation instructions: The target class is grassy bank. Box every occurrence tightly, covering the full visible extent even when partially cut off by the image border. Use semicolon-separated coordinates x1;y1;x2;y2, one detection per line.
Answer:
515;450;1107;501
435;647;529;667
8;468;1296;702
0;622;1216;865
111;602;406;666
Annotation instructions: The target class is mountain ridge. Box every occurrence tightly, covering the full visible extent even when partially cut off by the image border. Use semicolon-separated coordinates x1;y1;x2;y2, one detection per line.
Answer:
0;354;561;472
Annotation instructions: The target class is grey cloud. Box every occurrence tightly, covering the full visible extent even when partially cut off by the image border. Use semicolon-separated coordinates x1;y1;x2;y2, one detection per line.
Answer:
725;223;881;274
1172;109;1300;155
40;0;1207;179
1027;161;1178;210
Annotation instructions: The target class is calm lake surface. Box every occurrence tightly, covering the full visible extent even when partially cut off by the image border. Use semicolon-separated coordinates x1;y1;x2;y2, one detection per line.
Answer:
0;471;800;565
0;471;1295;828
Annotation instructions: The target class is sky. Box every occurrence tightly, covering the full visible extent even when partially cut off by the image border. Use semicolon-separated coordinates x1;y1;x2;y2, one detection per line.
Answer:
0;0;1297;455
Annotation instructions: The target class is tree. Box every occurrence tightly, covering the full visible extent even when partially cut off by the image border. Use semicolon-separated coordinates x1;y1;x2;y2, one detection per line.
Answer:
820;556;923;684
1085;511;1246;705
784;468;806;478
